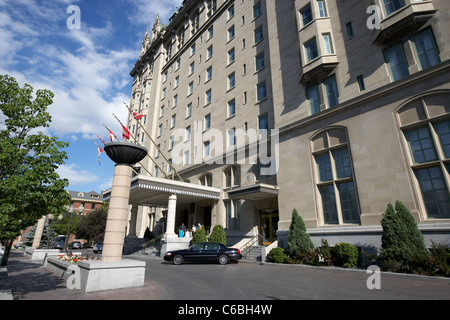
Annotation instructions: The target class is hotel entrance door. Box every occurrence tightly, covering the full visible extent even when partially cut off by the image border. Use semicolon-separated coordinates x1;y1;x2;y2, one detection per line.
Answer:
259;209;279;245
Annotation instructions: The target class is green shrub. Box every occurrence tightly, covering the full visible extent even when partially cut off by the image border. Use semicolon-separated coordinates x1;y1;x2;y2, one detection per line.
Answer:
287;208;314;257
268;247;287;264
209;225;226;245
192;225;207;244
331;242;359;268
318;239;333;266
380;201;428;272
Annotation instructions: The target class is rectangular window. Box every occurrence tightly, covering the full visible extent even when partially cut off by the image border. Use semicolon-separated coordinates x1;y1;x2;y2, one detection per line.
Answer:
322;34;333;54
254;26;264;43
228;72;236;89
307;85;321;115
258;114;269;132
206;66;213;81
227;128;236;147
383;0;405;16
434;120;450;158
404;126;438;164
204;141;211;157
186;103;192;118
184;150;190;165
204;114;211;131
300;4;313;27
324;76;339;108
227;99;236;118
185;126;191;141
257;81;267;101
415;167;450;218
171;114;176;128
228;48;235;64
346;22;354;38
333;148;352;179
207;45;213;59
411;29;440;71
337;181;360;223
317;1;327;18
256;52;265;71
253;2;262;18
319;185;339;224
385;44;409;81
316;153;333;182
228;25;235;41
205;89;212;105
357;75;366;91
305;38;319;62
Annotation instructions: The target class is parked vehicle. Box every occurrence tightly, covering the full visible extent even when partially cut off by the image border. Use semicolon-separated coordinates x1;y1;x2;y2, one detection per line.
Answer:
164;242;242;265
69;241;82;249
53;240;65;249
93;242;103;253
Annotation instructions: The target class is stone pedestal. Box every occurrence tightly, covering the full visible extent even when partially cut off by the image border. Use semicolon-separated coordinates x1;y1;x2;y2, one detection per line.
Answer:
102;164;133;262
78;259;146;292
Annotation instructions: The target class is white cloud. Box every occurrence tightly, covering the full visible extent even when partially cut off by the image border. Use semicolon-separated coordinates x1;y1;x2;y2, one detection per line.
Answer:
57;163;100;186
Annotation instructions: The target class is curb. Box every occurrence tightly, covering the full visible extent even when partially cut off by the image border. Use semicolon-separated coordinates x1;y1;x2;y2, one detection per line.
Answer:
0;267;13;300
259;261;450;281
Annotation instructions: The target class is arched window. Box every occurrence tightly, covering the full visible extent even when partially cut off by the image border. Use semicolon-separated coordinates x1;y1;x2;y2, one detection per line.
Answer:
396;92;450;219
310;127;360;225
199;173;213;187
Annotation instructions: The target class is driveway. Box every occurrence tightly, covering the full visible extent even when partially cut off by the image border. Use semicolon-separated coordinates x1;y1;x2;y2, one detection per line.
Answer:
134;257;450;300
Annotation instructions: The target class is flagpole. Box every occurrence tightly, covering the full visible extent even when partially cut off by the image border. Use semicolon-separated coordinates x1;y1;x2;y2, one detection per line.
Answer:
112;113;169;179
125;104;184;182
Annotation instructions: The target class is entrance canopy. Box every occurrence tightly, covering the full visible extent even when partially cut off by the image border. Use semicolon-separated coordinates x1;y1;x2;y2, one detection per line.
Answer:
227;183;278;201
103;175;221;206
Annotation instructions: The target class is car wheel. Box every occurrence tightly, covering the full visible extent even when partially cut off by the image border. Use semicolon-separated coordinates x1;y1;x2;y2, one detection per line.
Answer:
218;254;229;265
173;254;183;265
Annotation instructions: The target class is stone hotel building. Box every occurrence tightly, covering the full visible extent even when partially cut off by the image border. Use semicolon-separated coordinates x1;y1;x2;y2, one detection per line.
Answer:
118;0;450;253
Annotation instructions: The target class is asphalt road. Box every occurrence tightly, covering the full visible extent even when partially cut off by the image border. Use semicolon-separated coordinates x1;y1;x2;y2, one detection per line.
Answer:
132;256;450;300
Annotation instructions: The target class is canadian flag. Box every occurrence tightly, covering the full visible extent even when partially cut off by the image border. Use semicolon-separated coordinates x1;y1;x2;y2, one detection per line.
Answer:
97;146;103;165
122;125;130;140
108;129;117;142
132;111;145;120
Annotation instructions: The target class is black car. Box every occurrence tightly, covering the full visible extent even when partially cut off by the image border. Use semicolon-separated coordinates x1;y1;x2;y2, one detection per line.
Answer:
164;242;242;265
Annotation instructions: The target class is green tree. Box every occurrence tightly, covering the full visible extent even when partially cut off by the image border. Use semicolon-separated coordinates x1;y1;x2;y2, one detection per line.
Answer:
287;208;314;257
380;201;428;272
192;225;207;244
0;75;70;266
76;205;108;244
209;225;226;245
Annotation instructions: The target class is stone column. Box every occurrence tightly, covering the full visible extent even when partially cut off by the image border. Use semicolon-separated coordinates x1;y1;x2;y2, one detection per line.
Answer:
32;215;46;248
128;204;139;238
102;164;133;262
165;194;177;236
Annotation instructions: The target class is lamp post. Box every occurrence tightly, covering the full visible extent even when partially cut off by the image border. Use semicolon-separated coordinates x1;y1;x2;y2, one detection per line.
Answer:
63;204;84;251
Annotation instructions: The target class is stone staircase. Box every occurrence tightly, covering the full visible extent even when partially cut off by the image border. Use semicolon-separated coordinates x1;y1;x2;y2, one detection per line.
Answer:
240;245;264;262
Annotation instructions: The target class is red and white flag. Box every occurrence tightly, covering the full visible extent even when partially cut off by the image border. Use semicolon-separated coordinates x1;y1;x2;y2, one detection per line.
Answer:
132;111;145;120
97;146;103;165
122;125;130;140
108;129;117;142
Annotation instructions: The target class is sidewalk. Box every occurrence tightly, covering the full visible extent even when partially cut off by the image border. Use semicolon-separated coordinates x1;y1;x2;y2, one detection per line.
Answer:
0;250;164;300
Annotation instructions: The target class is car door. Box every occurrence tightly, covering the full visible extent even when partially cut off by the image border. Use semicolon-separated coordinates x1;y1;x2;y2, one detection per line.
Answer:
203;243;220;261
184;243;204;262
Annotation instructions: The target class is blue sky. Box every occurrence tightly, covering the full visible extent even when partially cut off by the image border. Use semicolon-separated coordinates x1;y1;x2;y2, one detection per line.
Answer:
0;0;181;193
